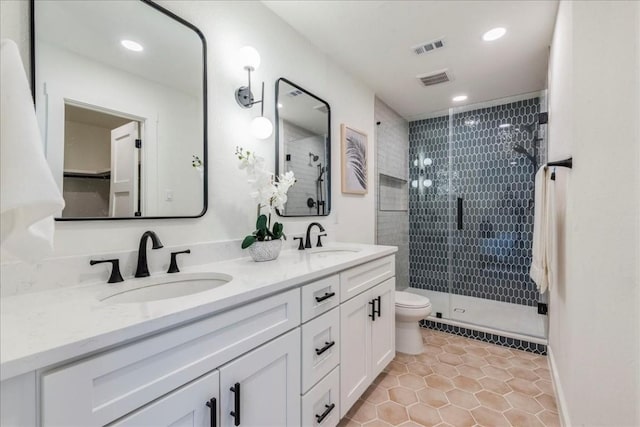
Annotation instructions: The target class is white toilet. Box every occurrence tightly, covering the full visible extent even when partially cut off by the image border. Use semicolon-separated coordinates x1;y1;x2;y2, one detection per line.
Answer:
395;290;432;355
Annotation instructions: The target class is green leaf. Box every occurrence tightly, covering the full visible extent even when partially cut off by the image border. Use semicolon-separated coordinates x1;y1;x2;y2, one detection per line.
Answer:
241;235;256;249
256;214;268;232
272;222;284;239
255;229;267;241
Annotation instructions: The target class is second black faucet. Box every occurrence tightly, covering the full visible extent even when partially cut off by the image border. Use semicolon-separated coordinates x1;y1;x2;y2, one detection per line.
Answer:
304;222;326;249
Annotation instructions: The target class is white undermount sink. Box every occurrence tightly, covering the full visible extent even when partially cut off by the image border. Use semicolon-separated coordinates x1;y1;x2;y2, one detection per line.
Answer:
101;272;233;304
307;247;362;257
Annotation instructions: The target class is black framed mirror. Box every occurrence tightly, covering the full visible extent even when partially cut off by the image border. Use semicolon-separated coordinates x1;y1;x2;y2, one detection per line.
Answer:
31;0;207;220
275;78;331;217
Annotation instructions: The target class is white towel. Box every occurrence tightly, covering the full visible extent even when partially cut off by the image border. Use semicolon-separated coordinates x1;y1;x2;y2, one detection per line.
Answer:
0;39;64;263
530;166;556;293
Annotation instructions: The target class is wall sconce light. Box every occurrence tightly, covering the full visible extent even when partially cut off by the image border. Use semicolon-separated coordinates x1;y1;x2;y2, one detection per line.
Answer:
413;156;433;167
235;46;273;139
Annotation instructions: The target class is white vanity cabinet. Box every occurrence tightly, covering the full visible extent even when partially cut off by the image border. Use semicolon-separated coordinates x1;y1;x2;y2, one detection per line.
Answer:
219;329;300;427
40;289;300;427
0;248;398;427
339;257;396;418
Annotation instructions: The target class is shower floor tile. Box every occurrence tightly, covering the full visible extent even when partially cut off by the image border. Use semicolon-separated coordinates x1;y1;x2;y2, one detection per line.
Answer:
338;329;560;427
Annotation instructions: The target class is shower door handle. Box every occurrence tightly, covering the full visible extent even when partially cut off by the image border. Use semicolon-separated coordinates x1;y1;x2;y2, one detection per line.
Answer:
457;197;463;230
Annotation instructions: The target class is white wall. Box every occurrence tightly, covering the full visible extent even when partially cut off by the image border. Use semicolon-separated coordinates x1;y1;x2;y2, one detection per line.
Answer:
547;1;640;425
0;0;375;262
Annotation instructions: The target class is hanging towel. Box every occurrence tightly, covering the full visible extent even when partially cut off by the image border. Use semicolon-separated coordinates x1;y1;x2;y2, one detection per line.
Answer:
0;39;64;263
530;166;556;293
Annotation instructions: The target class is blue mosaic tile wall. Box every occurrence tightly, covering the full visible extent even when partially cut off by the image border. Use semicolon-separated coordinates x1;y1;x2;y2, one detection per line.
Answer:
409;98;546;307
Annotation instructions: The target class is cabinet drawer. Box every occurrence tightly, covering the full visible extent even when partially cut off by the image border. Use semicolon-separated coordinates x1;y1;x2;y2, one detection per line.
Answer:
301;367;340;427
301;274;340;323
301;307;340;393
339;255;395;302
41;288;300;427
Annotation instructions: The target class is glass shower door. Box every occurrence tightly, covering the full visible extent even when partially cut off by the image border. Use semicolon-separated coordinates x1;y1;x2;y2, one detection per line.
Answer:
446;95;546;339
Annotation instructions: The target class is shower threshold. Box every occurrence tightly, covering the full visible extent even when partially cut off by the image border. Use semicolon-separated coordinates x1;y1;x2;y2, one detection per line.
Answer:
410;288;547;345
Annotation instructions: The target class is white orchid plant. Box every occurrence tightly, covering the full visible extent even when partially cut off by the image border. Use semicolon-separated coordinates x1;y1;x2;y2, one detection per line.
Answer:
236;147;296;249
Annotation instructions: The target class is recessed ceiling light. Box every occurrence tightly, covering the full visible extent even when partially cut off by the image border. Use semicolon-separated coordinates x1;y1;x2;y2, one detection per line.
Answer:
483;27;506;42
121;40;143;52
452;95;468;102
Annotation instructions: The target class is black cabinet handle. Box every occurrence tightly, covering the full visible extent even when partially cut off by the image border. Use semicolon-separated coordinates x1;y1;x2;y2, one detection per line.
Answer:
89;259;124;283
315;403;336;423
167;249;190;273
315;341;335;356
457;197;463;230
315;292;335;303
375;295;382;317
205;397;217;427
230;383;240;426
369;299;376;321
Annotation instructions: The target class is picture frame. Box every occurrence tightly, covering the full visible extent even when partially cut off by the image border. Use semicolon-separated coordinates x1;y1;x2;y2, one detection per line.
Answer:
341;124;368;195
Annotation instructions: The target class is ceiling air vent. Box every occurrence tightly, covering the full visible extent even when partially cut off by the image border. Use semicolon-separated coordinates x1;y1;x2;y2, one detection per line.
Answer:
417;69;453;87
412;37;446;55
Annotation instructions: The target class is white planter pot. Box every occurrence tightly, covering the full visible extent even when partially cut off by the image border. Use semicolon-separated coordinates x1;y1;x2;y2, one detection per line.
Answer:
247;239;283;262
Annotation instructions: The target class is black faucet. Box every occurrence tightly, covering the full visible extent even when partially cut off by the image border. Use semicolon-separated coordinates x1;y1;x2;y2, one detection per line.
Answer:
305;222;325;249
135;231;164;278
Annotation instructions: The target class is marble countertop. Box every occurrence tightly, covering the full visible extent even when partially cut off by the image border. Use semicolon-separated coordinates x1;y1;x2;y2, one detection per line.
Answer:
0;243;396;381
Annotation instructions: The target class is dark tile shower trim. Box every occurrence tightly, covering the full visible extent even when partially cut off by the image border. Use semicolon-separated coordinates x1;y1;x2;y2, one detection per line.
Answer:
421;319;547;355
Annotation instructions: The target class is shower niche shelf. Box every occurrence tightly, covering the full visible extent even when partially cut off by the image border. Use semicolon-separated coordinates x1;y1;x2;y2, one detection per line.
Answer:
378;173;408;212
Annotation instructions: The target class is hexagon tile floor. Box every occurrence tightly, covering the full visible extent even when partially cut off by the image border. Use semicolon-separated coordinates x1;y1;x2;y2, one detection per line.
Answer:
337;328;560;427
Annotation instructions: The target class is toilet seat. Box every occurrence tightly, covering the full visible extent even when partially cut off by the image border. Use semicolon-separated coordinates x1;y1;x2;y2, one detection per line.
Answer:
395;291;432;309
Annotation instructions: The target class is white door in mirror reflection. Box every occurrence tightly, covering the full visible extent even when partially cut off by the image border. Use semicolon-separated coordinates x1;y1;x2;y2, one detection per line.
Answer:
109;122;139;217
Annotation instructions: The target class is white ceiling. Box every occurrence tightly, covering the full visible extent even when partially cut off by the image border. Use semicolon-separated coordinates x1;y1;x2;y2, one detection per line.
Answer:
263;0;559;120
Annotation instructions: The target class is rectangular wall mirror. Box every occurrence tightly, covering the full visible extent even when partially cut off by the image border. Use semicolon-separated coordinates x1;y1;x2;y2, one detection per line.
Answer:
275;78;331;216
31;0;207;220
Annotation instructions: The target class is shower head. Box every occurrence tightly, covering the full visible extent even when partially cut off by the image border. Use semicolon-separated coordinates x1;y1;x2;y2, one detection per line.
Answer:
518;123;537;135
512;144;538;169
512;144;529;155
308;152;319;166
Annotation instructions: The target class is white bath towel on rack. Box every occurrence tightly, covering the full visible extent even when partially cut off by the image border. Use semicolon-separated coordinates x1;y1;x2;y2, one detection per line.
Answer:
530;166;556;293
0;39;64;263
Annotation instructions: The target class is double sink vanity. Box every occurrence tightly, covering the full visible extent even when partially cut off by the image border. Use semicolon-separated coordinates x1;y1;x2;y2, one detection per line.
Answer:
0;239;397;427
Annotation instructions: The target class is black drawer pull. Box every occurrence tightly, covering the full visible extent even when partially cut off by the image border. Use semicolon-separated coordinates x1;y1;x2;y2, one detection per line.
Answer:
457;197;463;230
315;403;336;423
205;397;217;427
375;295;382;317
230;383;240;426
315;341;335;356
369;299;376;321
315;292;335;303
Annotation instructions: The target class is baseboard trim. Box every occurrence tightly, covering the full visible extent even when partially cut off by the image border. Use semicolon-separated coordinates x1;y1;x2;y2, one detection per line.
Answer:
547;345;570;427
